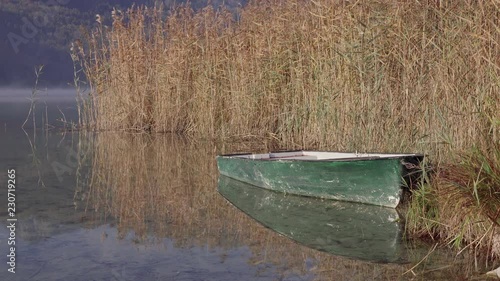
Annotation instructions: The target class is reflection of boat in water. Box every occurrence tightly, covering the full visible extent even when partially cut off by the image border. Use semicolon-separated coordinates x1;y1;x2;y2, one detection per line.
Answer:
218;175;407;263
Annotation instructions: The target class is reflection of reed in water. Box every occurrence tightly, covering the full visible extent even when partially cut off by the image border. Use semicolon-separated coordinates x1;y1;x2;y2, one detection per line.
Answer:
84;133;211;241
80;133;483;280
83;133;264;243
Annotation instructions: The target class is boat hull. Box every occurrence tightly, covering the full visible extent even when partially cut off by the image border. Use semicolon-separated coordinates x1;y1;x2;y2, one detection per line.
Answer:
216;152;422;208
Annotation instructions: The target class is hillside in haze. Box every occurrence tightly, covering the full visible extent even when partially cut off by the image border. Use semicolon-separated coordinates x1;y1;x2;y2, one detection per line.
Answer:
0;0;244;87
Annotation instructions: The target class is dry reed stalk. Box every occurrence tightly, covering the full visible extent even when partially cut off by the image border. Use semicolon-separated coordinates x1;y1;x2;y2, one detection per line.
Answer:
74;0;498;160
72;0;500;263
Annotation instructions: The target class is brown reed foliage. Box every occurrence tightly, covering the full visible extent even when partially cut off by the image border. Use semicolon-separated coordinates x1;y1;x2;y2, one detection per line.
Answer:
73;0;500;265
75;0;499;157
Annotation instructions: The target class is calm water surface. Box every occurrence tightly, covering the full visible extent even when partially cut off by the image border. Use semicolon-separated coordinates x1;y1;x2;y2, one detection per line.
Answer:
0;89;492;280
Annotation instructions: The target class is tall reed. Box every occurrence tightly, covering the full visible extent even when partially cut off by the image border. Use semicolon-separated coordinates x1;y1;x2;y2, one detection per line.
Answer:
74;0;500;260
75;0;499;157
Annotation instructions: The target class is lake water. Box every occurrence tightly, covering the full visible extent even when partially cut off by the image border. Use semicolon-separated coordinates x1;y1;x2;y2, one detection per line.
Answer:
0;88;492;280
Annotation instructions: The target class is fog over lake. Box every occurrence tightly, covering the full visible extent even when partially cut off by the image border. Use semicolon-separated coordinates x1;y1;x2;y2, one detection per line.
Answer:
0;88;79;129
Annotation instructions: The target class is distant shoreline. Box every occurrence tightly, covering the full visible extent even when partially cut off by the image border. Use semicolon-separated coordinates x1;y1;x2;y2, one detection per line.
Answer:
0;88;78;102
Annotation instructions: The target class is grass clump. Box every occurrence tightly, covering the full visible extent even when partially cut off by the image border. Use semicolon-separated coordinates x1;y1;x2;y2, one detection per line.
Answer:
407;146;500;259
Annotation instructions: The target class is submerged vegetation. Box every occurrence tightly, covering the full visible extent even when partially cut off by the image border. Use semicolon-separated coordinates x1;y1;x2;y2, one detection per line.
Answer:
73;0;500;261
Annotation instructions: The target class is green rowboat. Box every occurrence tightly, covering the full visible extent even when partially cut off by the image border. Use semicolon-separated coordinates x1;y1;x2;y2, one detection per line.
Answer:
218;176;407;263
216;151;424;208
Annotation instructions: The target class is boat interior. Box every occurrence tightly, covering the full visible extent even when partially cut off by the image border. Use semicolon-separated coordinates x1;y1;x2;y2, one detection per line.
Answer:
233;151;418;160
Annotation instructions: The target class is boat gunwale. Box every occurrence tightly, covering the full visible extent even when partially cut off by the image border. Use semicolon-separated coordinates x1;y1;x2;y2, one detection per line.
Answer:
217;150;425;163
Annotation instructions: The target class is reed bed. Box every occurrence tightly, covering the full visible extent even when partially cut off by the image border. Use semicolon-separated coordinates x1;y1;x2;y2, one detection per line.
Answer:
75;0;499;155
74;0;500;263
